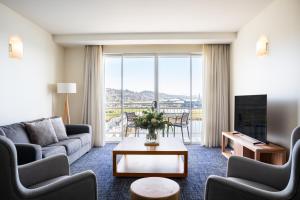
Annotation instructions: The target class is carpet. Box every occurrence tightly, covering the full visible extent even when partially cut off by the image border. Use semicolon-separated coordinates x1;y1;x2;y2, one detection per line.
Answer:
70;144;227;200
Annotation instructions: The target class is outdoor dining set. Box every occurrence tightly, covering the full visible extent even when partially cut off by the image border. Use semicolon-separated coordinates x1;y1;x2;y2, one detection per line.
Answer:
125;111;190;141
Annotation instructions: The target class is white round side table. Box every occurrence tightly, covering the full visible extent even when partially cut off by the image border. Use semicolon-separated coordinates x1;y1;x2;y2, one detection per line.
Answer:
130;177;180;200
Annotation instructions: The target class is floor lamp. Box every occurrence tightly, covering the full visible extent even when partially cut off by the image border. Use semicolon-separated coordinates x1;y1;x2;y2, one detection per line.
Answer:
57;83;77;124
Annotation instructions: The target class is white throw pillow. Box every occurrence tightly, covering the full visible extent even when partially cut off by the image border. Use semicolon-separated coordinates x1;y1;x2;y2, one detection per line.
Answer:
50;117;68;140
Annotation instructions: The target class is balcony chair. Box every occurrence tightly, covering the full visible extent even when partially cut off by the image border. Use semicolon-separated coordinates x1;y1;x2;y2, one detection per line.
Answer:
125;112;139;137
205;126;300;200
0;136;97;200
167;112;190;141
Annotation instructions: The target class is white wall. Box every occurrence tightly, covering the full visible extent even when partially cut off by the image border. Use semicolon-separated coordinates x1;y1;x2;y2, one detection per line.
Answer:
0;3;64;125
231;0;300;148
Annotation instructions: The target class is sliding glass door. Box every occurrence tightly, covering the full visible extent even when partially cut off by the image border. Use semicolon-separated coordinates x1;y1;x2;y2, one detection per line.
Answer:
157;55;202;143
104;54;202;143
123;56;155;137
104;56;122;142
158;56;191;142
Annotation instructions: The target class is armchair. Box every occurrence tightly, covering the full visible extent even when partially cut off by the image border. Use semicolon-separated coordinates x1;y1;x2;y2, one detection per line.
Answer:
0;136;97;200
15;143;42;165
205;126;300;200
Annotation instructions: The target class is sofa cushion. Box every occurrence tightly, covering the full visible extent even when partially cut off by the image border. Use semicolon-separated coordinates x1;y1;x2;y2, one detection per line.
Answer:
49;139;81;155
25;119;58;147
68;133;91;146
0;123;30;143
50;117;68;140
42;146;67;158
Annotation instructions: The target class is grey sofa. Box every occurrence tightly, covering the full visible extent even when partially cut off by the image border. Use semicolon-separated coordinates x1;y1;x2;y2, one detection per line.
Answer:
0;118;92;165
0;136;97;200
205;126;300;200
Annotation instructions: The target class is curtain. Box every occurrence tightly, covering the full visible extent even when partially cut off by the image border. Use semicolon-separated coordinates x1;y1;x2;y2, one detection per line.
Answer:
82;45;105;147
201;44;230;147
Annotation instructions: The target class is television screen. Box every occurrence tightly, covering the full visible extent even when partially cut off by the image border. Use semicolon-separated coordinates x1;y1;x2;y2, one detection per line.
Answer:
234;95;267;143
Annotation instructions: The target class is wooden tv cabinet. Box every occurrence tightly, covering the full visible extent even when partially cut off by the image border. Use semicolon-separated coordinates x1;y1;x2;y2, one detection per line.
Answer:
222;132;287;165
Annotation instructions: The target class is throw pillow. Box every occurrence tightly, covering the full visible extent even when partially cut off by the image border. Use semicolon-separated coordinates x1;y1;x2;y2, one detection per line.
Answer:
25;119;58;146
50;117;68;140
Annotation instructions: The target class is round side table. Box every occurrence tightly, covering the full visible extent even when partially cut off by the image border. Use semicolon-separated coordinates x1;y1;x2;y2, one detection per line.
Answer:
130;177;180;200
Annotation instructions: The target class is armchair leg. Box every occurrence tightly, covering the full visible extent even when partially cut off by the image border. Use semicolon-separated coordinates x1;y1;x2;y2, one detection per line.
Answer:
187;126;190;138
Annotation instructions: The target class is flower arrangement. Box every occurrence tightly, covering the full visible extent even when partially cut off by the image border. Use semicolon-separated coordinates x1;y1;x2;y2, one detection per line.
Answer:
135;110;167;145
135;110;166;130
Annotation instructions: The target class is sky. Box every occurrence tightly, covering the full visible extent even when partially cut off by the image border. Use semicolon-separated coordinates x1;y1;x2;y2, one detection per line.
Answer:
104;55;202;97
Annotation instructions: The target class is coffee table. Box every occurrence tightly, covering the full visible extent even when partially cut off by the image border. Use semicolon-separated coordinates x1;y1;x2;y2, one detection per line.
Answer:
113;137;188;177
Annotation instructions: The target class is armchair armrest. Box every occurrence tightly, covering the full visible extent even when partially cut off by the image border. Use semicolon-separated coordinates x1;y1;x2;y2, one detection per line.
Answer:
205;175;289;200
15;143;42;165
21;171;97;200
18;154;69;187
65;124;92;135
227;156;289;190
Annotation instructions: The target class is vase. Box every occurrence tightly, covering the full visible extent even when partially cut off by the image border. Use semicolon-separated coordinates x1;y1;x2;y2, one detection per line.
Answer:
145;128;159;146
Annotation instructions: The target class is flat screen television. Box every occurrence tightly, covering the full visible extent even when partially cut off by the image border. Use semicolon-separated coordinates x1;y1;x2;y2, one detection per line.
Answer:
234;95;267;143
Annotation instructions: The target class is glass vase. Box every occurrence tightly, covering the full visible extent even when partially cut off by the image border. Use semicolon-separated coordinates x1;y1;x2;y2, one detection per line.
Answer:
145;128;159;146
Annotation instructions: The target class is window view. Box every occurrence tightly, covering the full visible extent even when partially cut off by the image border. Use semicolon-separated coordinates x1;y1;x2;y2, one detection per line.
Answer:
123;56;155;137
158;56;191;142
104;54;203;143
104;56;122;141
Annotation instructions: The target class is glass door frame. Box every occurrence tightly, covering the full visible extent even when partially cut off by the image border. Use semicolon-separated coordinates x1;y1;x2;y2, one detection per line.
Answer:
104;53;202;144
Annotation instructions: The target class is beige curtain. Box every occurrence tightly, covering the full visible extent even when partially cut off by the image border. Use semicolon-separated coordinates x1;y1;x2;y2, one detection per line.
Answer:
82;45;105;147
201;44;230;147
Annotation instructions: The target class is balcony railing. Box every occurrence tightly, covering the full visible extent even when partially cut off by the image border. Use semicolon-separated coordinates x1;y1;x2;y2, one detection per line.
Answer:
105;102;203;142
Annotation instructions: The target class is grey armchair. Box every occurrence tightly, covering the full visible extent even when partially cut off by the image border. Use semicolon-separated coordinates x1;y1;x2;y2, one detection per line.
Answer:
205;126;300;200
0;136;97;200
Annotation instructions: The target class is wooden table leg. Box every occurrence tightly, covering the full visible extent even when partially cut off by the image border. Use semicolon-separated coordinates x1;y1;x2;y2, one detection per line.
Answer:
184;152;188;177
221;134;225;153
272;151;287;165
281;151;287;164
255;151;261;161
113;152;117;176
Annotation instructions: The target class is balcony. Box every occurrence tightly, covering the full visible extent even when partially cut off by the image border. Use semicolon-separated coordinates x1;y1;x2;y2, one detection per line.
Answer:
105;102;202;143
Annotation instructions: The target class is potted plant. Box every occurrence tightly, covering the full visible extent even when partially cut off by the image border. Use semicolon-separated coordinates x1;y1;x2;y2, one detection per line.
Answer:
135;110;167;146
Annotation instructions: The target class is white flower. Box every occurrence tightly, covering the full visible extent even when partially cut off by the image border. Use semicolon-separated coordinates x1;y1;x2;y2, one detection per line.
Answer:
151;118;157;124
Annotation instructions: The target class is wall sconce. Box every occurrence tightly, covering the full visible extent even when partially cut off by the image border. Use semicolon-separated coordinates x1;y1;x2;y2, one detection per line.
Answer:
256;35;269;57
9;36;23;59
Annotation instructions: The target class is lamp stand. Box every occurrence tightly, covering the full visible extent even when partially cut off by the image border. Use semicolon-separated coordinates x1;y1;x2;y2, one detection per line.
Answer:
63;94;71;124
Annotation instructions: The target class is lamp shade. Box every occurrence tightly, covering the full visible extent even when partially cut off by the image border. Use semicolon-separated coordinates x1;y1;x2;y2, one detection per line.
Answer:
57;83;77;94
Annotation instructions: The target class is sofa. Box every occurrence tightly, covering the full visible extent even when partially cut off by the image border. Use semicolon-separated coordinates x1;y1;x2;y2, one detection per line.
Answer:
0;117;92;165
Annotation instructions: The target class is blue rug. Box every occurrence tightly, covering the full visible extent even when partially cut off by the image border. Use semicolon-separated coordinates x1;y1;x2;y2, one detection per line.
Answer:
70;144;227;200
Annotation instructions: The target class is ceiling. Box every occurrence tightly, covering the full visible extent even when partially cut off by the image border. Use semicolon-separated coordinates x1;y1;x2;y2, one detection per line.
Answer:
0;0;274;35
